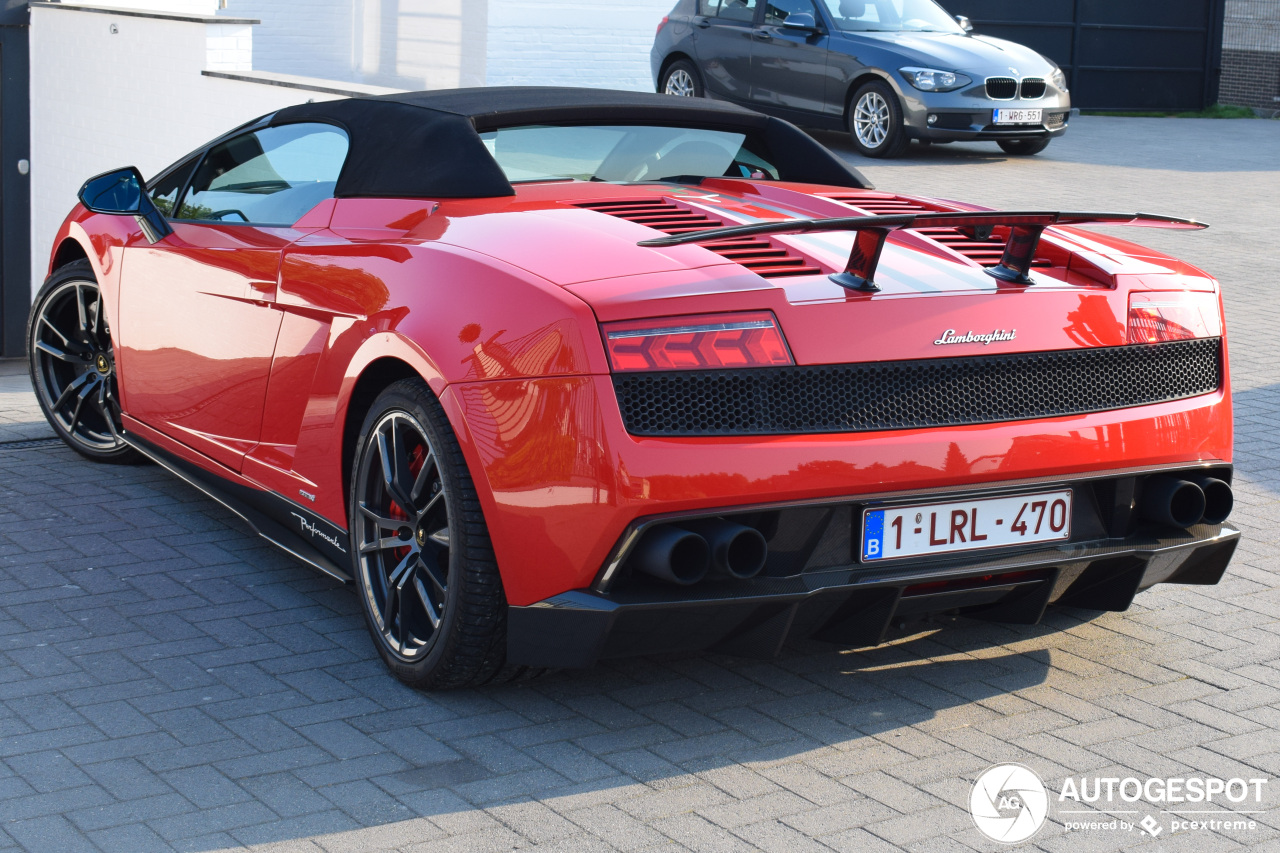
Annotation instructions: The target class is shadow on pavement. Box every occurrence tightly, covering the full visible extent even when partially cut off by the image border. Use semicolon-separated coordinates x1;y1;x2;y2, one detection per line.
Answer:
810;115;1280;175
0;441;1068;850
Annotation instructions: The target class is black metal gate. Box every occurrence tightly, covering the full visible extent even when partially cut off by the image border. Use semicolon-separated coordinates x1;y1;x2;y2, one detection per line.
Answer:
950;0;1227;110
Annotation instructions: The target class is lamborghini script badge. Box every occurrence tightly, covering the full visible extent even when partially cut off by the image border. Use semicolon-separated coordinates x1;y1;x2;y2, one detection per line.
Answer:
934;329;1017;346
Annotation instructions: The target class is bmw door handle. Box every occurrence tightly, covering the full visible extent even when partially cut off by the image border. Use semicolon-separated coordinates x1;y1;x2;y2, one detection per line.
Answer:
693;16;711;28
753;28;773;40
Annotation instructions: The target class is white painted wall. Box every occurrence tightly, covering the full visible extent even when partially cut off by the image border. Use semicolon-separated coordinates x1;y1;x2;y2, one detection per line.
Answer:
29;5;352;292
484;0;673;91
29;0;679;290
225;0;671;91
229;0;488;90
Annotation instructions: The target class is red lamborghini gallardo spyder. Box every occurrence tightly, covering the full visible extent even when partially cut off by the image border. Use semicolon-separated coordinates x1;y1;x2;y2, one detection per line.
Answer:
31;88;1237;688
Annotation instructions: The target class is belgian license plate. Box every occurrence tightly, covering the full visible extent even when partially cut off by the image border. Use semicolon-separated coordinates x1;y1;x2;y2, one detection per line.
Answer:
993;108;1042;125
862;490;1072;562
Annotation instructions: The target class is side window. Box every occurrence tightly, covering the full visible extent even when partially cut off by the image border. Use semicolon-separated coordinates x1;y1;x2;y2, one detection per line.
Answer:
765;0;819;25
147;155;198;218
176;123;349;225
698;0;722;12
717;0;758;23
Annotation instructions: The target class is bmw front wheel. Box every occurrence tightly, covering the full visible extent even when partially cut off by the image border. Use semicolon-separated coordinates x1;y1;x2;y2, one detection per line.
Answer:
27;260;139;463
849;80;909;159
349;378;516;689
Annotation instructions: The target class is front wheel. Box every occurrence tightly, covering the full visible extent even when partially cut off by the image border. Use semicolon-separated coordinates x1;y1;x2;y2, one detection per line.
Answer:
660;59;703;98
998;138;1051;156
348;378;513;689
848;80;910;159
27;260;139;463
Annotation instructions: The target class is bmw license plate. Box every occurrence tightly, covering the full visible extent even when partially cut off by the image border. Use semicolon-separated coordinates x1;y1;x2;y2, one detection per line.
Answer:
861;490;1072;562
993;108;1042;125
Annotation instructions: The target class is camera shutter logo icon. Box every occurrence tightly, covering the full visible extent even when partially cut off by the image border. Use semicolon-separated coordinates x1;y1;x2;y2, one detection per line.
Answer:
970;764;1050;843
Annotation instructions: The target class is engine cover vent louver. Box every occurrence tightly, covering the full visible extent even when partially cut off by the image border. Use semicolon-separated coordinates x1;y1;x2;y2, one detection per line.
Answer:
577;199;821;278
820;193;1051;270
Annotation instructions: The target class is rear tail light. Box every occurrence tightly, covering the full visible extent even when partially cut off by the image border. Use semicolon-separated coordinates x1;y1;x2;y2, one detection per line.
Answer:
656;15;669;35
603;311;793;372
1127;291;1222;344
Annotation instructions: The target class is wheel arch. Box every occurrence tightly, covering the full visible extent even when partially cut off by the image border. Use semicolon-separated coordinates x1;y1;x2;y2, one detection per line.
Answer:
340;355;426;513
51;237;91;275
658;52;700;90
842;70;901;123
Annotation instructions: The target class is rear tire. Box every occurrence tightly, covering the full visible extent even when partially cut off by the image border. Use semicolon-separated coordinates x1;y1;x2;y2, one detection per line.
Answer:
348;378;516;690
998;138;1051;156
848;80;910;159
660;59;703;98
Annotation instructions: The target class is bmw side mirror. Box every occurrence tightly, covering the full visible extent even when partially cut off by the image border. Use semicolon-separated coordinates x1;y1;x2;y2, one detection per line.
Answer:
955;14;974;32
77;166;173;244
781;12;822;33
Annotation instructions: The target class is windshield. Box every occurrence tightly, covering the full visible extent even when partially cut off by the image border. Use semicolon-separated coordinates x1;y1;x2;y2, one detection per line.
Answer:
478;124;780;184
819;0;963;33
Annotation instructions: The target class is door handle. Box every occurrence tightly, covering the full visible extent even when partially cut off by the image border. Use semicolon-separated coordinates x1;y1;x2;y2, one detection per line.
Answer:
753;28;773;40
693;16;711;27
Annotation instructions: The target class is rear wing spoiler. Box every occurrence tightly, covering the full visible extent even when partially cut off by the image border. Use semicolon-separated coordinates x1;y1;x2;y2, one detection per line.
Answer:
636;211;1207;290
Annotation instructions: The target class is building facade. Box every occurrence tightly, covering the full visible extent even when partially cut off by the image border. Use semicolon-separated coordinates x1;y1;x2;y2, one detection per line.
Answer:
1220;0;1280;111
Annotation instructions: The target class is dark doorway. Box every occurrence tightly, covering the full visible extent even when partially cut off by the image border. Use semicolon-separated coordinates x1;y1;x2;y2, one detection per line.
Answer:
949;0;1227;110
0;5;31;359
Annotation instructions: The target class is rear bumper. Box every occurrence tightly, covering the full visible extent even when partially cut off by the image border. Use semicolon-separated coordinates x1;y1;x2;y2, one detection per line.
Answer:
507;523;1239;668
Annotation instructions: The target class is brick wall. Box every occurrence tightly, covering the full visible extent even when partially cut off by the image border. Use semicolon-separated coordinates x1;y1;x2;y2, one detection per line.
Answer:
1221;0;1280;109
1220;48;1280;108
229;0;357;82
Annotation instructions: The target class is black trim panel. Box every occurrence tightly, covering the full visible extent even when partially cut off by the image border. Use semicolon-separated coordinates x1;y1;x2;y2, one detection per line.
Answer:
509;525;1239;668
123;434;353;582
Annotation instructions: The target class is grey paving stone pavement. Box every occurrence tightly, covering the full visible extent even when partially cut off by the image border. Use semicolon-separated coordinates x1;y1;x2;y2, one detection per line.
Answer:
1;115;1279;852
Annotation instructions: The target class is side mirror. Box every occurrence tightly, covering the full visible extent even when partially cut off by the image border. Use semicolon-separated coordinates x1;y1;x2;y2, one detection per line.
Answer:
77;166;173;243
955;14;973;32
781;12;821;33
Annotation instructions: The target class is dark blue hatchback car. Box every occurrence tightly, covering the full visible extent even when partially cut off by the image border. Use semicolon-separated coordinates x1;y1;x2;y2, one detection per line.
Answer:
652;0;1070;158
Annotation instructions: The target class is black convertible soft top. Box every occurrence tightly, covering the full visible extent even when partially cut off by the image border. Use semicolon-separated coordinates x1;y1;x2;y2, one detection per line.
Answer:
263;87;871;198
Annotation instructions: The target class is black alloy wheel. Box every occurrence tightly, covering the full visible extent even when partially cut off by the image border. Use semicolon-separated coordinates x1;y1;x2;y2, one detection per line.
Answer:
349;379;519;689
28;260;139;463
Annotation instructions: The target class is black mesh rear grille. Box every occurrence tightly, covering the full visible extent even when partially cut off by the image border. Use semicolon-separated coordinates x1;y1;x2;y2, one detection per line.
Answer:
1020;78;1047;99
614;338;1222;436
986;77;1017;99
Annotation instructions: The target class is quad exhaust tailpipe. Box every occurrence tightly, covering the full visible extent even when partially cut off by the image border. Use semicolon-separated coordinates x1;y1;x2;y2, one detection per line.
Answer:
631;526;710;585
1140;476;1205;528
629;518;769;584
680;518;768;579
1139;474;1233;528
1188;475;1233;524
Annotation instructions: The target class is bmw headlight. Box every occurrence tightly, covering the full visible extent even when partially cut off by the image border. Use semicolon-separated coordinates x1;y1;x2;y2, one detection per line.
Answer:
1050;67;1068;91
899;67;971;92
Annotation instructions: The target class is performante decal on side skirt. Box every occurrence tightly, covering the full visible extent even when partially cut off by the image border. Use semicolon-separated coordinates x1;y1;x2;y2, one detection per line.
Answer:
121;434;354;583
